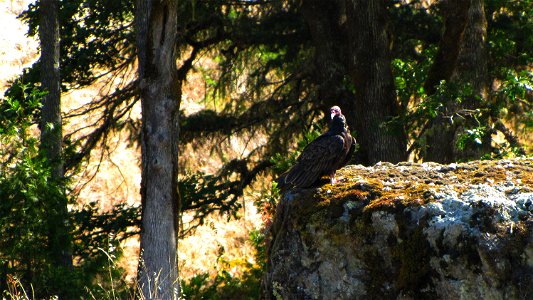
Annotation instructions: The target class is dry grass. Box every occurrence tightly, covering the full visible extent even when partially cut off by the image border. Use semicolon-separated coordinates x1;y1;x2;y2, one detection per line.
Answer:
0;0;263;286
0;0;38;93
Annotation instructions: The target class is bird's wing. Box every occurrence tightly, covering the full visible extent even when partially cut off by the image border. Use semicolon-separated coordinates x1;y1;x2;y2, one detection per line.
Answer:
283;134;345;188
340;134;356;168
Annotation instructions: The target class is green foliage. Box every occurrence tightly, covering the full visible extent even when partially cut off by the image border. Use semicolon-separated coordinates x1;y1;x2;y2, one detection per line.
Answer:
0;84;43;135
71;202;139;274
180;230;266;299
19;0;135;89
391;47;434;154
388;0;441;58
456;126;486;151
254;181;281;232
392;45;435;107
180;267;261;300
495;69;533;128
0;84;73;298
0;84;135;298
396;53;531;159
249;229;267;271
389;0;532;160
486;0;533;69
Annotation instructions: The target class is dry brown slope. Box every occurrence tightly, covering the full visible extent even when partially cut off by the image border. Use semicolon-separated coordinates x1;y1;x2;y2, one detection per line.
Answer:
0;0;262;283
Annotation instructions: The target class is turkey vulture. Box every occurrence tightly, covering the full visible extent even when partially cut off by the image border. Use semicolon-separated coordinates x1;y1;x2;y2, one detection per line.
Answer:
277;106;356;189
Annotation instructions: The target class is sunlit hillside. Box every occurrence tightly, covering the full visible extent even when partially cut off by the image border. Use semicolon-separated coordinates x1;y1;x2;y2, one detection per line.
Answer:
0;0;263;284
0;0;38;92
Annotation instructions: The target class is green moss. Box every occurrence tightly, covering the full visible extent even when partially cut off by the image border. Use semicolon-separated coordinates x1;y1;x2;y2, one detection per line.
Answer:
521;169;533;187
363;182;438;214
326;159;533;215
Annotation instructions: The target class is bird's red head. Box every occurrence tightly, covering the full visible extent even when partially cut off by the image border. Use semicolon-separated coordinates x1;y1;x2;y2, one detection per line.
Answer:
330;106;341;120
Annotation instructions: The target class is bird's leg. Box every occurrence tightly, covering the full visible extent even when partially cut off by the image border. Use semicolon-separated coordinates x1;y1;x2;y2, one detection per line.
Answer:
330;172;337;185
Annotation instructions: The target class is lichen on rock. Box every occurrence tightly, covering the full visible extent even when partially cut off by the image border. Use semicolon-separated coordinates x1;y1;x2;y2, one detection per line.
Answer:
262;158;533;299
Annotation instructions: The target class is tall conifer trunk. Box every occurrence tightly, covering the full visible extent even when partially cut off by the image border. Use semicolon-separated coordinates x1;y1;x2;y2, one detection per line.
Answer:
301;0;355;124
39;0;72;269
450;0;490;161
301;0;407;165
135;0;180;299
344;0;407;165
423;0;489;162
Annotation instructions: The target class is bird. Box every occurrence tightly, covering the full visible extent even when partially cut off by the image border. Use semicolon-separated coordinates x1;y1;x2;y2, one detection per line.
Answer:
277;106;356;189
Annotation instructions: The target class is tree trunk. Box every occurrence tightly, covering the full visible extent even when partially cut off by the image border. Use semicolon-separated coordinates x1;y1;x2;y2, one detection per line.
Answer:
424;0;471;95
423;0;489;163
451;0;490;160
39;0;72;269
300;0;355;124
422;0;470;163
135;0;180;299
344;0;407;165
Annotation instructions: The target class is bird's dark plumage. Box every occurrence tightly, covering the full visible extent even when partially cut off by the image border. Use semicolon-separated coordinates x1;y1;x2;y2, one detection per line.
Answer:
278;106;356;189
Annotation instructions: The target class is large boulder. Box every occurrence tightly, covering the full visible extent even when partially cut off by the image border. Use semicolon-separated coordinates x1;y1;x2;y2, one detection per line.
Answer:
262;158;533;299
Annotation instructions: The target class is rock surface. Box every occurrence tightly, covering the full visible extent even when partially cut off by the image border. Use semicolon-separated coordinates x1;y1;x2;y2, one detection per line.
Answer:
262;158;533;299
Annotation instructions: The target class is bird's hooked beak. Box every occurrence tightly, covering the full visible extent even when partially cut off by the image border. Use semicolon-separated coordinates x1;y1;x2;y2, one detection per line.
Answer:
330;106;341;120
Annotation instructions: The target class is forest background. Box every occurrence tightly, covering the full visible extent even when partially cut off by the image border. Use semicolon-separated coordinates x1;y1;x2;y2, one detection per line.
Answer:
0;0;531;299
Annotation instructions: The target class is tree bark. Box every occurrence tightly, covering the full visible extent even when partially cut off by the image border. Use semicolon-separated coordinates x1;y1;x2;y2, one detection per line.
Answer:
135;0;180;299
39;0;72;269
451;0;490;160
423;0;489;163
300;0;355;124
344;0;407;165
424;0;471;95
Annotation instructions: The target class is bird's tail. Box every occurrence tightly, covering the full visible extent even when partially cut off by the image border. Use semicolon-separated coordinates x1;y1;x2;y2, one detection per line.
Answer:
275;172;289;191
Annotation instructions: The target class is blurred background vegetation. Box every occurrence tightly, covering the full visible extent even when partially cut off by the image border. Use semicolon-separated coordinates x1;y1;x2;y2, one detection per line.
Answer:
0;0;531;298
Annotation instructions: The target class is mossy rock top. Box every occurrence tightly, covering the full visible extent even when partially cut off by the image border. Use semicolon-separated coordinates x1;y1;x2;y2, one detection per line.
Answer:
301;158;533;214
264;158;533;300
